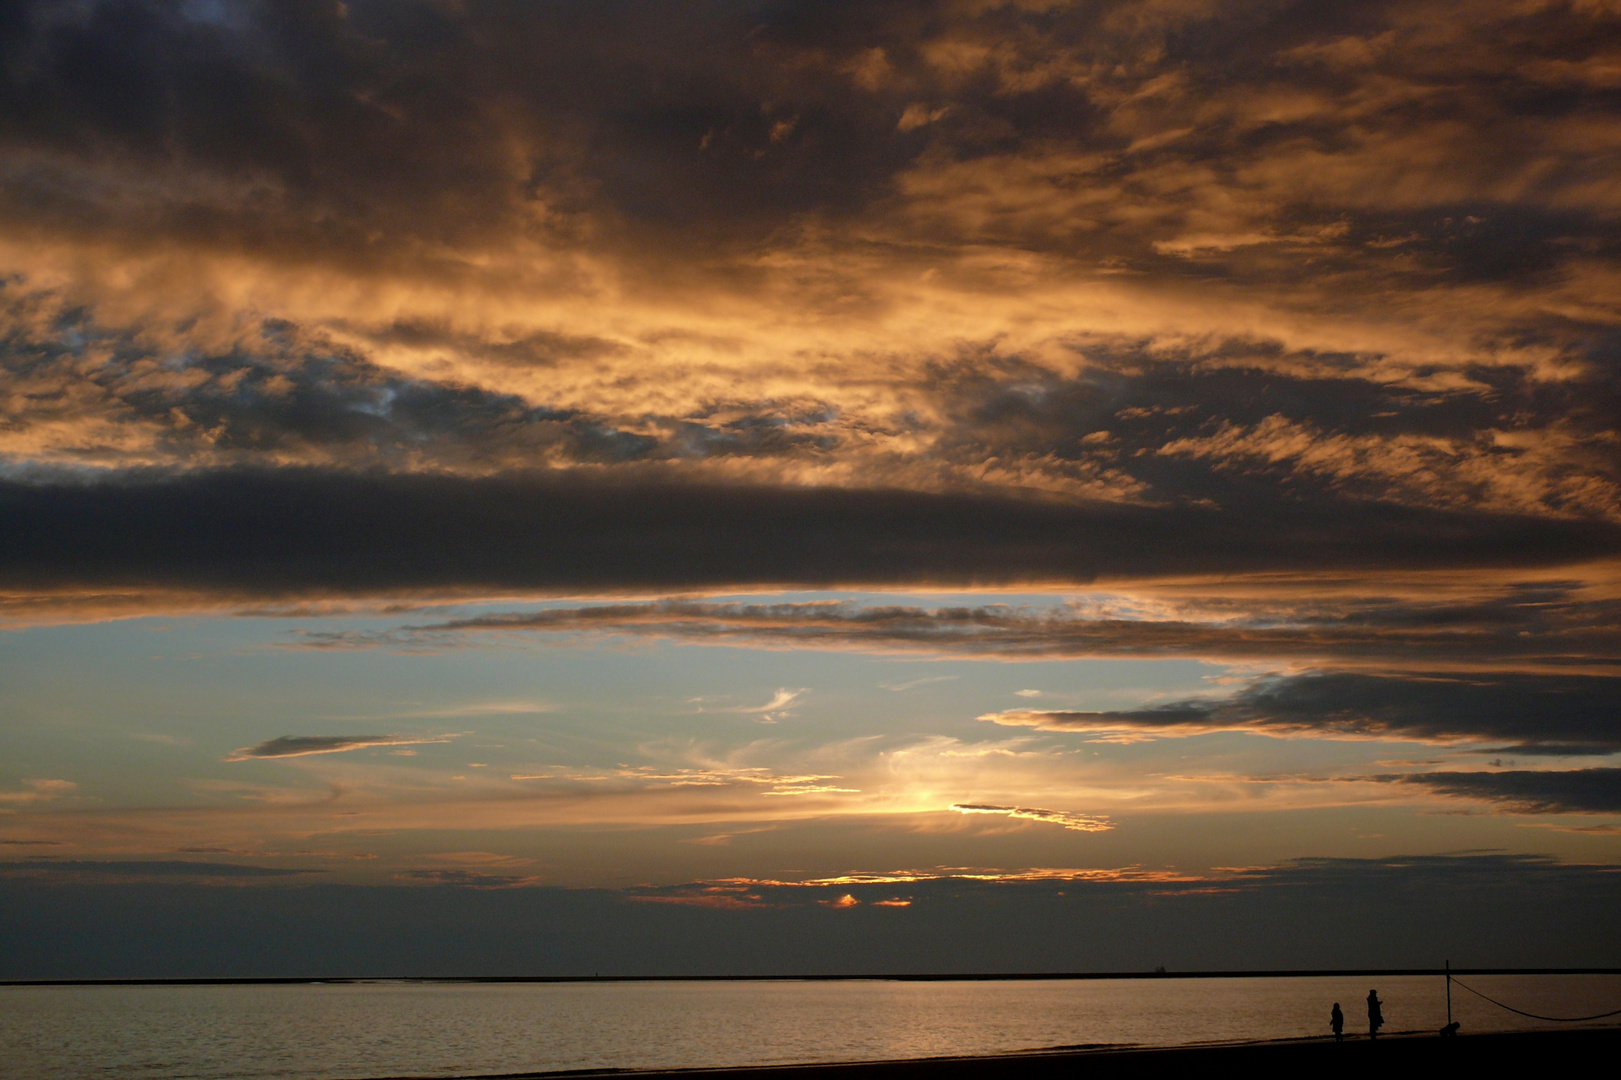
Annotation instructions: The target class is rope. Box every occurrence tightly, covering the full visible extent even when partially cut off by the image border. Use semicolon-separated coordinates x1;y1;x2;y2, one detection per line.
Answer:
1449;976;1621;1023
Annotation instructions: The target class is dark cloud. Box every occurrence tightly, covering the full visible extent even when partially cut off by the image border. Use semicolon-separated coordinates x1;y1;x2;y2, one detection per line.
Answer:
224;733;450;760
0;0;925;260
926;344;1621;520
0;0;529;264
983;672;1621;752
0;295;682;470
2;468;1616;601
1386;768;1621;814
0;286;854;473
0;0;1617;277
10;853;1615;977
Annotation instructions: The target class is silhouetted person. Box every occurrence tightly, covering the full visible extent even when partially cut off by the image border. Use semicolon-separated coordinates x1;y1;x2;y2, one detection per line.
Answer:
1367;990;1384;1039
1331;1002;1344;1042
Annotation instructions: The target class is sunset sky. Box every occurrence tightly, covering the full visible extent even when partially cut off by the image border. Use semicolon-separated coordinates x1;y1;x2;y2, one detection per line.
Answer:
3;0;1621;975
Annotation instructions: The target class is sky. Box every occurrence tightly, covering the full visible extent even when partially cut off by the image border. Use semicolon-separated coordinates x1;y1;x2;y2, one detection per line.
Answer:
2;0;1621;976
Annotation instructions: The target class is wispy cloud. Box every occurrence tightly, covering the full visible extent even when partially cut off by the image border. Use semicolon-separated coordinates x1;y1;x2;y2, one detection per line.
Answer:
880;675;960;692
282;587;1621;676
725;688;806;722
950;803;1114;833
225;734;458;761
511;764;856;797
0;779;77;805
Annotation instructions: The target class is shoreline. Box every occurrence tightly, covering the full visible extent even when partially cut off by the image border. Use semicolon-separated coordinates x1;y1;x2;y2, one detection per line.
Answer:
363;1027;1621;1080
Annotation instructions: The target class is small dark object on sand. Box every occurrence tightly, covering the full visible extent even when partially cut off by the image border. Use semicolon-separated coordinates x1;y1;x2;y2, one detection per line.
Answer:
1440;1022;1460;1037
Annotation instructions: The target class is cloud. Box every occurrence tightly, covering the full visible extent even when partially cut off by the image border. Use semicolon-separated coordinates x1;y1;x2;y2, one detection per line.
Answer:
950;803;1113;832
0;3;1620;615
6;0;1617;274
980;671;1621;752
225;733;455;761
286;582;1621;677
621;852;1621;913
621;869;1166;909
1382;768;1621;814
8;471;1616;615
513;764;856;798
880;675;960;691
397;701;554;718
0;779;78;804
723;688;806;722
393;869;540;889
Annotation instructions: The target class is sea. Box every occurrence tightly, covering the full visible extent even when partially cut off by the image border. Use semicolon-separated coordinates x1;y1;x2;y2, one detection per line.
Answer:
3;974;1619;1080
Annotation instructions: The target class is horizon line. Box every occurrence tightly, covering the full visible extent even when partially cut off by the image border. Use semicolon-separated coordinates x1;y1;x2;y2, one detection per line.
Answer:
7;968;1620;987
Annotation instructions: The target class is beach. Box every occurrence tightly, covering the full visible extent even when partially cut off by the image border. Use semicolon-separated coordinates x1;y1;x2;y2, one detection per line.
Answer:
416;1028;1621;1080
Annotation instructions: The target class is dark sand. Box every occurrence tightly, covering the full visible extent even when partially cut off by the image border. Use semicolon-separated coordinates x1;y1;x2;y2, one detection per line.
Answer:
418;1027;1620;1080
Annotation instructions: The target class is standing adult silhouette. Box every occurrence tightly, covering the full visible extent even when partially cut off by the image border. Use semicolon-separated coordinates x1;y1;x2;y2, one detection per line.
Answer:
1367;990;1384;1039
1330;1002;1344;1042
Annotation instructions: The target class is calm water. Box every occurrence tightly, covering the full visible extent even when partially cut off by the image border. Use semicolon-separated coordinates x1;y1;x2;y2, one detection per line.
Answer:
4;975;1619;1080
